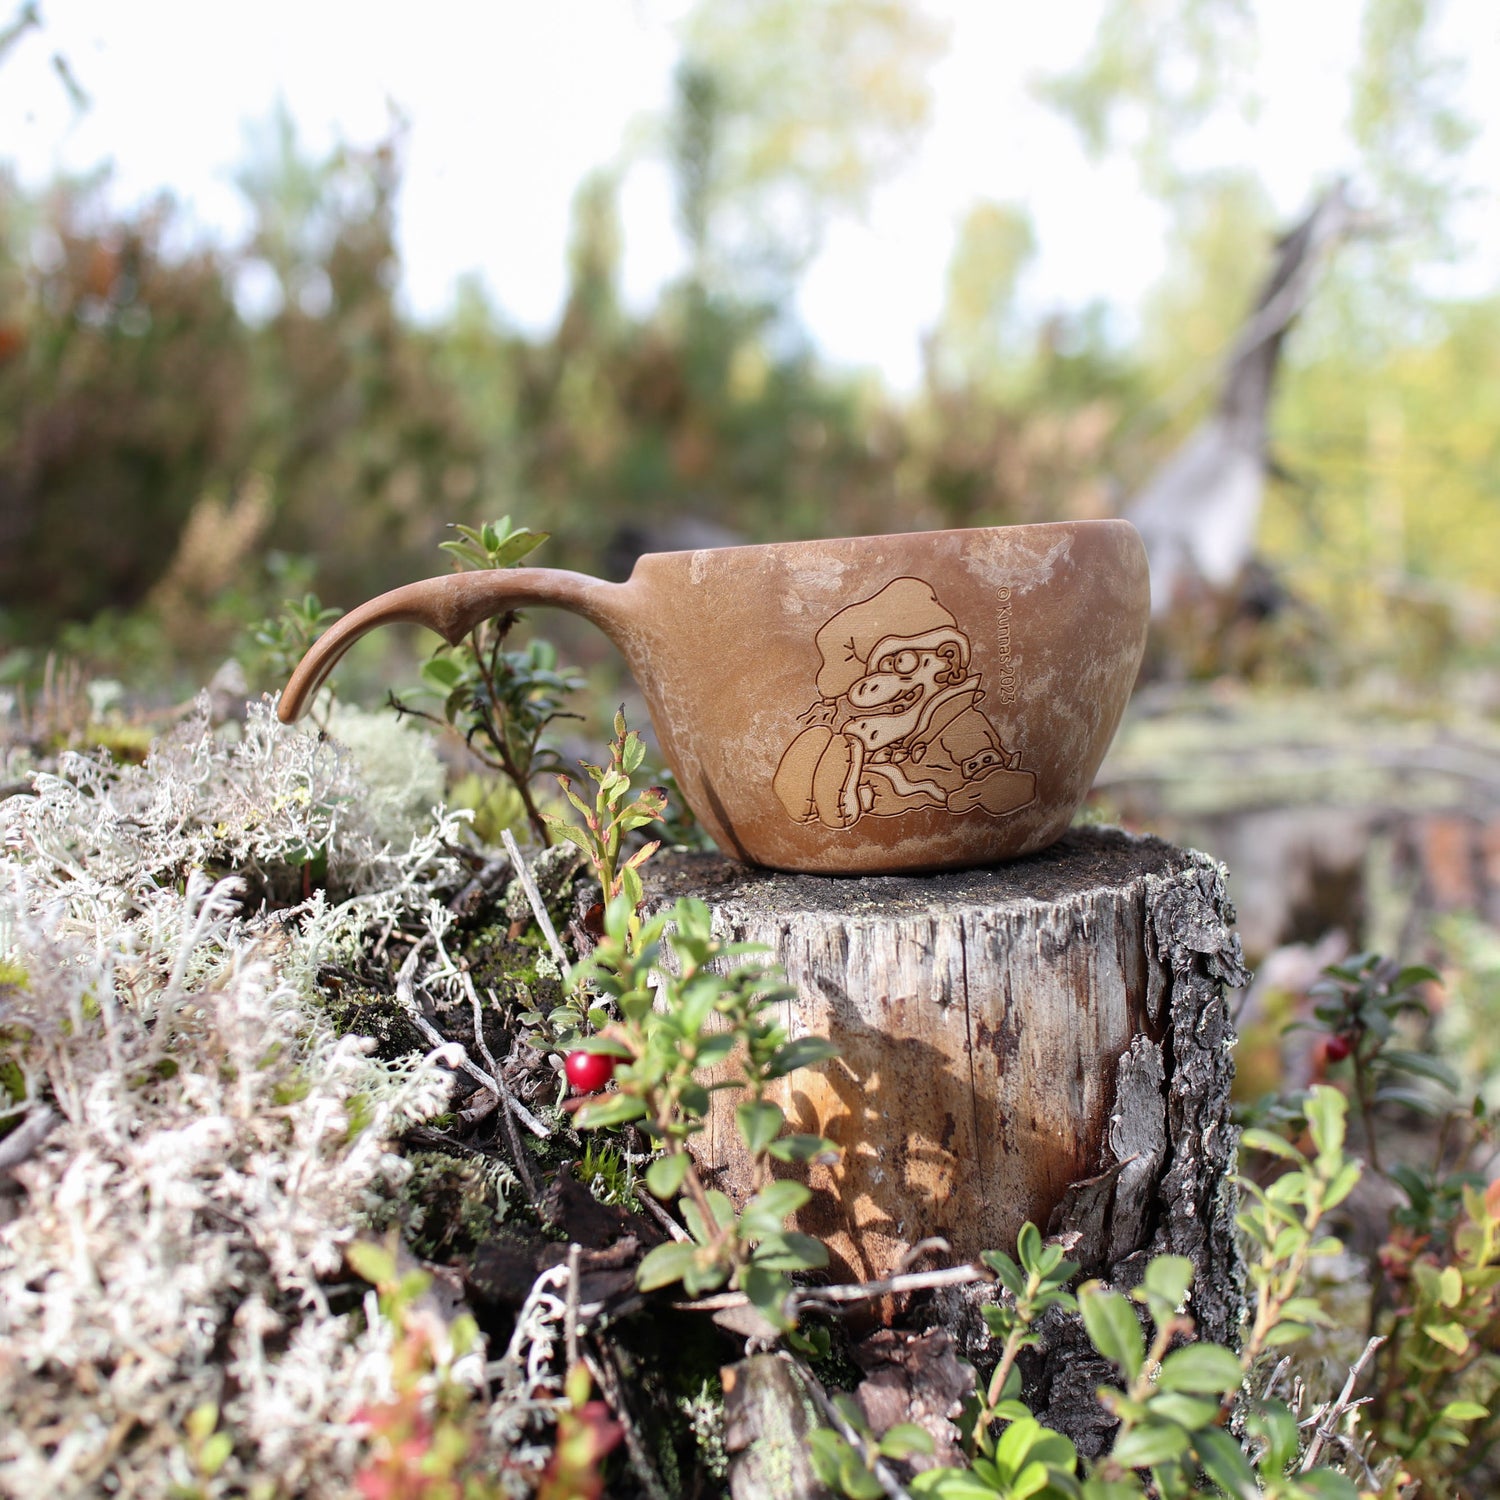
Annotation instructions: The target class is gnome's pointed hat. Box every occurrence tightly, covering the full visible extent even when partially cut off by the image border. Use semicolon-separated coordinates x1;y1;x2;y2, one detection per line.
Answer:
814;577;967;698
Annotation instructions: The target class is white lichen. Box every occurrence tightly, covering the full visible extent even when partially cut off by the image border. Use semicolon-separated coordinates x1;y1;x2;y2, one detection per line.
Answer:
0;698;537;1497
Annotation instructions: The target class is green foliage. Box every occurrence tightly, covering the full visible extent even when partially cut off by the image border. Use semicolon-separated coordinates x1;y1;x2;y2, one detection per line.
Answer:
1373;1179;1500;1487
909;1095;1363;1499
536;1361;623;1500
250;592;343;717
344;1238;511;1499
673;0;944;292
570;893;838;1328
544;708;667;945
809;1397;934;1499
392;517;584;844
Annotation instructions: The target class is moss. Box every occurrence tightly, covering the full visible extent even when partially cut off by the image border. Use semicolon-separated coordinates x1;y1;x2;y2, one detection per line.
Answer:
607;1309;739;1493
318;979;427;1061
367;1150;514;1261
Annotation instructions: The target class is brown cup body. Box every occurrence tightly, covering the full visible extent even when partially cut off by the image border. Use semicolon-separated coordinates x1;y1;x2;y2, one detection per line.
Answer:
603;520;1147;874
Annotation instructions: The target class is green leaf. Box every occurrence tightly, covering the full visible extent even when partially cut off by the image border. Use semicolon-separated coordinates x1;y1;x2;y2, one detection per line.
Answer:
1304;1085;1347;1164
1380;1048;1459;1092
1248;1401;1300;1474
1156;1343;1244;1395
1144;1392;1222;1429
740;1179;812;1238
1110;1420;1191;1469
750;1231;828;1272
1438;1265;1464;1307
706;1188;739;1230
487;526;550;568
1240;1128;1306;1163
1193;1426;1257;1500
993;1416;1046;1480
764;1035;839;1079
1295;1472;1360;1500
637;1241;700;1292
982;1249;1026;1296
1262;1320;1312;1347
1323;1160;1362;1209
1142;1254;1193;1308
1423;1320;1470;1355
571;1035;632;1057
1441;1399;1489;1422
808;1430;852;1489
1017;1221;1044;1273
420;655;465;690
345;1240;397;1287
909;1470;1002;1499
740;1265;794;1329
768;1133;840;1164
878;1424;936;1461
573;1092;648;1129
1080;1286;1144;1381
841;1465;886;1500
199;1431;233;1477
736;1100;785;1156
645;1152;690;1200
1393;964;1441;991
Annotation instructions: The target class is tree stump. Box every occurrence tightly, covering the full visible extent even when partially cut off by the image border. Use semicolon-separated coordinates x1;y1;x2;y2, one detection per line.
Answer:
643;825;1248;1348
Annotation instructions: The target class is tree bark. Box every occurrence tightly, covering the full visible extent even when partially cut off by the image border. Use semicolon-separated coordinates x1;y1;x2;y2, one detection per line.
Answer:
643;826;1248;1340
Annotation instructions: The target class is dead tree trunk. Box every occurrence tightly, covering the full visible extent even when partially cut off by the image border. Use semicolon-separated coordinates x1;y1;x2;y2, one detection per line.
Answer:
643;825;1248;1353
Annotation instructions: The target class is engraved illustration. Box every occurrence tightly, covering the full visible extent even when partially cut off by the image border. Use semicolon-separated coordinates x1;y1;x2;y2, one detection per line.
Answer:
773;577;1037;829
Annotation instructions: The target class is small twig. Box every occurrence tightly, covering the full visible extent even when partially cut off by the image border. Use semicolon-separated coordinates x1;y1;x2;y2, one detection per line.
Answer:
565;1242;583;1371
463;972;539;1198
1262;1354;1293;1402
501;829;569;972
587;1337;672;1500
674;1260;988;1317
796;1260;987;1309
896;1236;952;1272
1300;1335;1385;1472
636;1185;692;1244
0;1105;59;1172
789;1352;915;1500
395;972;551;1138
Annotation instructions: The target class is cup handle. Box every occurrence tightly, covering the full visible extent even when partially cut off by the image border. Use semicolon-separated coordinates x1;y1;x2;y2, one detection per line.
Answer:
276;567;622;723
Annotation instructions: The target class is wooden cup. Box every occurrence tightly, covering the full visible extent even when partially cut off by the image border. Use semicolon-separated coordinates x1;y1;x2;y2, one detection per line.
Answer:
279;520;1149;874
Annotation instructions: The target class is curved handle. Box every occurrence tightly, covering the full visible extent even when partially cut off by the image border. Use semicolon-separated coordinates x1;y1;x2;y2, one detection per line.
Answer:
277;566;628;723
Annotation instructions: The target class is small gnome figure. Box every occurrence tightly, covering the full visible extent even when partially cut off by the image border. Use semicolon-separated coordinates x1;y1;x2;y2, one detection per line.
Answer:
773;577;1036;830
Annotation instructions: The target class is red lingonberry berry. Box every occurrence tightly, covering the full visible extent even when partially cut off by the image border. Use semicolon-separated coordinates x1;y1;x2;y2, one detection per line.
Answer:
1324;1033;1353;1063
564;1050;617;1094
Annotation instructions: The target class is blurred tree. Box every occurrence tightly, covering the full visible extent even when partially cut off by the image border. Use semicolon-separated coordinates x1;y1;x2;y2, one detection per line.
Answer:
234;110;487;603
0;173;251;633
1036;0;1259;198
927;200;1037;394
669;0;944;299
1351;0;1477;264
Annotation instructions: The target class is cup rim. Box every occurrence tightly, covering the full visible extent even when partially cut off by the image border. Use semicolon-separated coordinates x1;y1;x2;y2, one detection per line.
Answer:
632;516;1137;564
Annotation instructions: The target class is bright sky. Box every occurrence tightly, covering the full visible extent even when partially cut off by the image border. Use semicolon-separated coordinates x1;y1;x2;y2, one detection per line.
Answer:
3;1;1497;390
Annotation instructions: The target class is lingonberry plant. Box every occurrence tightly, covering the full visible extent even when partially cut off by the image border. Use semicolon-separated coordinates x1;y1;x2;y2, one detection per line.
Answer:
896;1088;1366;1500
390;518;584;845
543;708;667;950
569;893;839;1328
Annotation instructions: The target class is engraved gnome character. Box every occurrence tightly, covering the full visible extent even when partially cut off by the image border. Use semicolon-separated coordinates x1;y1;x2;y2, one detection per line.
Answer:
773;577;1037;829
